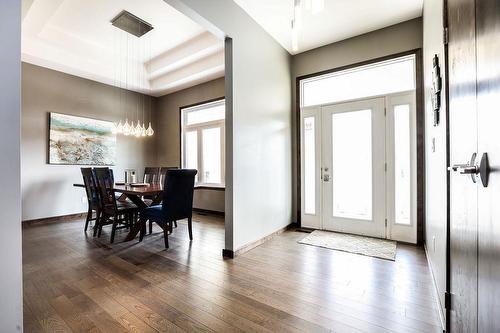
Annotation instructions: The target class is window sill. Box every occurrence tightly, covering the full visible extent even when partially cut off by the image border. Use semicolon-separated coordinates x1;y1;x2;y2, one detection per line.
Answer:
194;184;225;191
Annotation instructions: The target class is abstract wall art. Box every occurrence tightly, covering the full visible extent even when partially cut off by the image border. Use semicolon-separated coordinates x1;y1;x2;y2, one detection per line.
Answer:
49;112;116;165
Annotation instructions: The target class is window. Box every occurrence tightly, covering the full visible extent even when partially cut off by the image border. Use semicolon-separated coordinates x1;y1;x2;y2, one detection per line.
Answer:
301;55;415;107
181;99;225;185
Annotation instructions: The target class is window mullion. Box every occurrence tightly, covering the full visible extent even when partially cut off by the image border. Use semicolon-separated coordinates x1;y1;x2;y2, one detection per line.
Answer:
197;128;203;184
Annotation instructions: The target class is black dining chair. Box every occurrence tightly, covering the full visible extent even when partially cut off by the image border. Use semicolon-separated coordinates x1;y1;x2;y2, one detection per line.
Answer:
80;168;101;234
159;166;179;186
94;167;139;243
138;169;197;248
144;167;160;184
146;166;181;234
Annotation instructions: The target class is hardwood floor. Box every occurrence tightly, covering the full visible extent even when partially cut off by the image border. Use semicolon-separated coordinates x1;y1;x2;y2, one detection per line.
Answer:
23;214;443;333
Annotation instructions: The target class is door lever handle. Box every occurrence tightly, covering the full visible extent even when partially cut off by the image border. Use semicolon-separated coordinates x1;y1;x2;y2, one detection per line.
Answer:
449;153;478;183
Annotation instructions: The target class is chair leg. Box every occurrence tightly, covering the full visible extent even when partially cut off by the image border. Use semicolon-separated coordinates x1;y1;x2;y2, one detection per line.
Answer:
93;209;101;237
149;220;153;234
188;217;193;241
163;224;169;249
96;213;105;237
174;220;178;228
110;216;118;243
84;207;92;231
139;218;147;242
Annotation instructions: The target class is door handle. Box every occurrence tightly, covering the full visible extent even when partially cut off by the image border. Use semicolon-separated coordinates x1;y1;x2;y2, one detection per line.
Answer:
479;153;490;187
449;153;478;183
322;167;331;182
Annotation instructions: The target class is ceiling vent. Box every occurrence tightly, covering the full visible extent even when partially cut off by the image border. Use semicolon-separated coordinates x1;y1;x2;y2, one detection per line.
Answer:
111;10;153;37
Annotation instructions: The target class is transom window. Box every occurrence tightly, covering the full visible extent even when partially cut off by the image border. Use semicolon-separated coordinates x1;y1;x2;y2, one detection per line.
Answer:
181;99;225;186
301;55;416;107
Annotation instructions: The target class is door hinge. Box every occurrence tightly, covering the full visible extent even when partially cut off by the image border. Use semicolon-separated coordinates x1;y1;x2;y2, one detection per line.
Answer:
384;162;387;172
443;27;449;45
445;291;452;310
384;107;387;116
385;218;388;227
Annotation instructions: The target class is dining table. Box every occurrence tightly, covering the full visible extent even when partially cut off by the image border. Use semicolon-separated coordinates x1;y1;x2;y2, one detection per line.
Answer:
73;182;165;241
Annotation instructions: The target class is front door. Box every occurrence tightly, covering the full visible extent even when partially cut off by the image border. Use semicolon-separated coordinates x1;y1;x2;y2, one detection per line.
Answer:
447;0;500;331
321;98;386;238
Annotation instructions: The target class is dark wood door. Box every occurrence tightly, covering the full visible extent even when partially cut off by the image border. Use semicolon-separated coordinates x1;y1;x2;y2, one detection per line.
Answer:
476;0;500;331
447;0;478;332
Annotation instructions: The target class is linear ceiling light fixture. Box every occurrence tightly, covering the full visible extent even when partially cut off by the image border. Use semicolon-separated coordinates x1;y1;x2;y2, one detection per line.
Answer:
111;10;155;138
291;0;325;52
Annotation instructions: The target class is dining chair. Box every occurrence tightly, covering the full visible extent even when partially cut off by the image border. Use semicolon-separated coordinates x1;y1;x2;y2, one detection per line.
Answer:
138;169;197;248
144;167;160;184
146;166;181;234
94;167;139;243
80;168;101;234
159;166;179;186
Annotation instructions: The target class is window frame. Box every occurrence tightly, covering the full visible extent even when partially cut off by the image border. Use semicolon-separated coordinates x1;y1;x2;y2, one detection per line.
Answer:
180;97;225;186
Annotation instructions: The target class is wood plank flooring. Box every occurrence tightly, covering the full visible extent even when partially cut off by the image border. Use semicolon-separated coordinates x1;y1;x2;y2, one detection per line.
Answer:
23;214;443;333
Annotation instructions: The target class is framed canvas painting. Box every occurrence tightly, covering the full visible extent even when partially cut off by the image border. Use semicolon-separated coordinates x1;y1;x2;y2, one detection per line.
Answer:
49;112;116;165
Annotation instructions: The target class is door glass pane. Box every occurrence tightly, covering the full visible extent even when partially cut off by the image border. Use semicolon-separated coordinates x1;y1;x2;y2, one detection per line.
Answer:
304;116;316;214
332;110;372;220
185;131;198;182
202;127;222;184
394;104;411;225
302;55;415;107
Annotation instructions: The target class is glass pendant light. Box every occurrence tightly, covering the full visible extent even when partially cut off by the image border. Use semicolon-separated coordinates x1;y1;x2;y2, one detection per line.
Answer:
141;123;147;137
134;121;142;137
116;120;123;134
123;118;131;136
146;122;154;136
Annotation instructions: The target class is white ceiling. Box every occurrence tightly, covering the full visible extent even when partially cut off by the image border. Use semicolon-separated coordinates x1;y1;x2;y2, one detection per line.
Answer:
234;0;423;55
22;0;225;96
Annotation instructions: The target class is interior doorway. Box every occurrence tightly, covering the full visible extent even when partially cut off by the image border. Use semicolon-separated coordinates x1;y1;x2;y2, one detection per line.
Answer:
298;54;419;243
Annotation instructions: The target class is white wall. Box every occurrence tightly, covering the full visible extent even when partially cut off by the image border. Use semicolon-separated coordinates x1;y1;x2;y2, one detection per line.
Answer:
423;0;447;322
0;0;23;331
164;0;292;251
22;63;157;221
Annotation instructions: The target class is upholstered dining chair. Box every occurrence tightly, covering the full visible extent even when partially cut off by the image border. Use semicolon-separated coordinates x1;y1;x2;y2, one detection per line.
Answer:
80;168;101;234
138;169;197;248
146;166;181;234
94;167;139;243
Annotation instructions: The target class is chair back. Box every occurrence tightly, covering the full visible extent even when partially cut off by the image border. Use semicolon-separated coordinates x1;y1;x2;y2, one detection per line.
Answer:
159;166;178;187
81;168;98;205
144;167;160;184
94;167;117;212
162;169;197;221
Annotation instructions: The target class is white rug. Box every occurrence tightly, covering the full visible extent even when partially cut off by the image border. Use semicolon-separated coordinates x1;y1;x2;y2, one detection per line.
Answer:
298;230;397;261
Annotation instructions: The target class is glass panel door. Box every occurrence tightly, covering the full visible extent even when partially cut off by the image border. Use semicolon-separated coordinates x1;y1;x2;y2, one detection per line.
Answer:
321;98;386;238
331;109;372;220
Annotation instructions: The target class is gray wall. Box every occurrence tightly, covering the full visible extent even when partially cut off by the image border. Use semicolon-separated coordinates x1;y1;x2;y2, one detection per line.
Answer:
291;18;423;222
0;0;23;331
164;0;292;251
423;0;447;323
22;63;157;220
156;77;225;213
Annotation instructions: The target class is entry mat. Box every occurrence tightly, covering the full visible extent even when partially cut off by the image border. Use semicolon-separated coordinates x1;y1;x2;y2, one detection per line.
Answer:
298;230;397;261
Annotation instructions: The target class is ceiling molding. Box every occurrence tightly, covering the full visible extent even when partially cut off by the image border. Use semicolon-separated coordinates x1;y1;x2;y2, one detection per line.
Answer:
22;0;225;97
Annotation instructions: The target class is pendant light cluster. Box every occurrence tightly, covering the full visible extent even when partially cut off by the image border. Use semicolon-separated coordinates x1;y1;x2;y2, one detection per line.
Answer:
111;10;154;138
291;0;325;52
